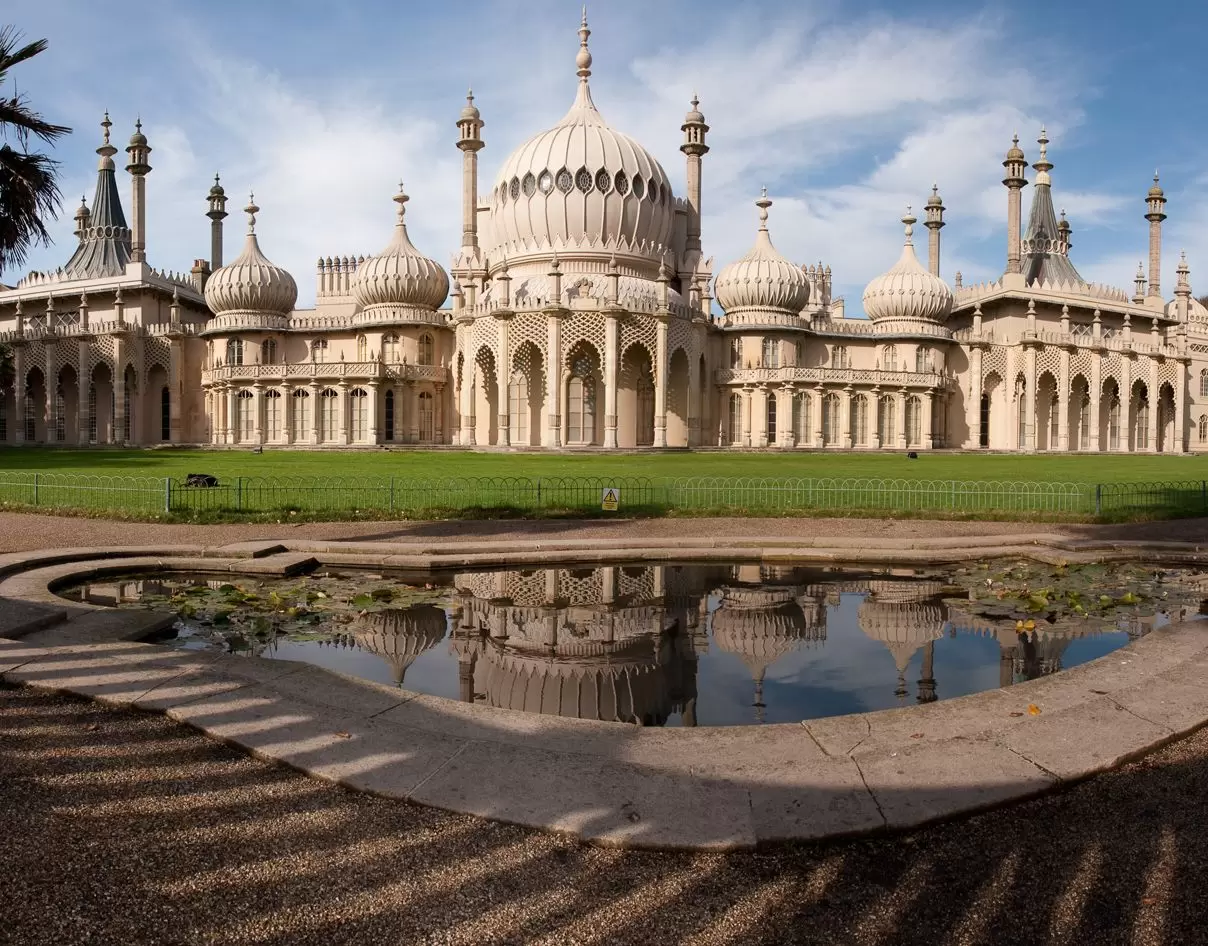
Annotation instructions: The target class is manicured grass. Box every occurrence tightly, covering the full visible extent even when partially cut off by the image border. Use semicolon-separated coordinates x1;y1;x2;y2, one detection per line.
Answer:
0;446;1204;484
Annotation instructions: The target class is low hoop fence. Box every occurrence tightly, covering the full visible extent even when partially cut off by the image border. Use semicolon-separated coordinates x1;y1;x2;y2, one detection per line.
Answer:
0;471;1206;521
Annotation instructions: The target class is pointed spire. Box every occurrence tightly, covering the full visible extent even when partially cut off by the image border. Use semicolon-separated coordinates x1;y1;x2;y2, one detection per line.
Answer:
1033;126;1052;185
97;111;117;170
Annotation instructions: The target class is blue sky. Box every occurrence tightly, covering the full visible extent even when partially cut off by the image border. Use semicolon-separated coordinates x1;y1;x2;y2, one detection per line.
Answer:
3;0;1205;310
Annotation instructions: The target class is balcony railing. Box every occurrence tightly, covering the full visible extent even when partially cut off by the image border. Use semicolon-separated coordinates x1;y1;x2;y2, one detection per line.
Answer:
714;366;950;387
201;362;447;384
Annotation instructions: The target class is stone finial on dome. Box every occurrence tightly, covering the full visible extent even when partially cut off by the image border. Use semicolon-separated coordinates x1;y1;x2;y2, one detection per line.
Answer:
862;206;953;327
1033;126;1053;186
1005;132;1025;164
461;88;480;122
714;190;811;322
352;181;450;321
1148;171;1165;200
577;6;592;79
203;194;298;321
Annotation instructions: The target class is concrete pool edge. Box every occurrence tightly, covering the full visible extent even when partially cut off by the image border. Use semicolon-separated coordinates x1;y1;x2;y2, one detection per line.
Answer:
0;537;1206;851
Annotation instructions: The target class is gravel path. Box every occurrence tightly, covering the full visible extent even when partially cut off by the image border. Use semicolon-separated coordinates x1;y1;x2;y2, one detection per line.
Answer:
6;510;1208;553
2;682;1205;945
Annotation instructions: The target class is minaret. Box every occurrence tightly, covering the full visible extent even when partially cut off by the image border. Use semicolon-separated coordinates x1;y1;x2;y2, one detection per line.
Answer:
1002;134;1028;275
1134;262;1147;304
206;174;228;270
456;89;485;257
924;184;945;276
125;119;152;264
680;93;709;263
1058;209;1072;255
1145;173;1167;300
73;196;90;239
1175;251;1191;322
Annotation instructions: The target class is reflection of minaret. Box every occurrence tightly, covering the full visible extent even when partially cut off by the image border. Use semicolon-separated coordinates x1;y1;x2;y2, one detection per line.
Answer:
351;607;448;685
916;640;937;704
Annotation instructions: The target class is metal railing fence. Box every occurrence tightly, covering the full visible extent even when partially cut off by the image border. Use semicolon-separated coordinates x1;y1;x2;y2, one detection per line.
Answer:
1;471;1207;519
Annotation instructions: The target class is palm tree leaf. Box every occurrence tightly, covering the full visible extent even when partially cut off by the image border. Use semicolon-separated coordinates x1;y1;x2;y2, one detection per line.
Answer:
0;144;63;272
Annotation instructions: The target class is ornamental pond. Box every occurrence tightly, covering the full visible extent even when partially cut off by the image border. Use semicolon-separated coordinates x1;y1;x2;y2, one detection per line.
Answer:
61;560;1206;727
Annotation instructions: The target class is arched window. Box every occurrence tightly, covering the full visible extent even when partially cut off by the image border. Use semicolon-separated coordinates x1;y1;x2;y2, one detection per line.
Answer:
1016;376;1028;449
418;333;435;367
350;388;368;440
762;337;779;369
261;339;277;365
567;362;597;445
160;386;170;442
878;395;896;447
1135;387;1150;451
291;389;310;441
832;345;849;369
636;376;655;446
882;345;898;372
1106;385;1121;451
821;393;840;445
356;335;368;362
311;339;328;363
236;389;254;443
226;339;244;366
1199;416;1208;444
384;389;395;441
509;371;529;446
319;388;339;441
906;395;923;447
851;394;868;446
53;384;65;442
766;393;777;444
915;347;928;373
1200;370;1208;398
793;392;811;445
730;339;741;369
728;393;742;444
264;389;282;441
383;334;400;364
418;391;435;442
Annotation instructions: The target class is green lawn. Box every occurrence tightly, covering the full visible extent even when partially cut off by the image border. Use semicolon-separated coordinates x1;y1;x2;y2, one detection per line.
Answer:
0;447;1204;484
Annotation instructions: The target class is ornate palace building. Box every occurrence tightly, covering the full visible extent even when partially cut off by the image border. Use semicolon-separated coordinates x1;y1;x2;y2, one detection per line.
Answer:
1;12;1205;453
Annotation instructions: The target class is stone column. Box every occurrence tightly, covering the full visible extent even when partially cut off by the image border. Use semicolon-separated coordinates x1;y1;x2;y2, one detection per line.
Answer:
1173;364;1187;454
369;381;381;444
309;381;321;445
777;387;791;447
604;314;619;449
894;390;906;448
1120;356;1133;452
282;383;294;445
224;386;235;445
686;348;701;446
409;383;421;444
653;316;669;448
922;391;934;448
44;345;57;443
168;338;183;443
545;310;564;448
1148;358;1160;452
1025;346;1038;452
434;382;445;444
252;383;264;445
840;388;852;448
337;380;350;445
1089;354;1102;452
741;387;752;447
1057;348;1071;451
496;315;510;446
754;386;768;448
460;362;475;446
967;347;983;448
814;386;825;446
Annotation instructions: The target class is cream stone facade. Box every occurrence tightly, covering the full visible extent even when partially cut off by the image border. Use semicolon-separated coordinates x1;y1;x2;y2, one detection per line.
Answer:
1;13;1205;453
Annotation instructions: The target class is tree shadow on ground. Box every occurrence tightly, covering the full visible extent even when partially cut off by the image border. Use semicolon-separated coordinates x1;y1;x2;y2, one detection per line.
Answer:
2;681;1205;946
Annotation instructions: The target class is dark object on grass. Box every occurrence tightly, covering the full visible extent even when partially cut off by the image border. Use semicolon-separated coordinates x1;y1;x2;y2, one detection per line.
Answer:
907;451;919;459
185;473;219;488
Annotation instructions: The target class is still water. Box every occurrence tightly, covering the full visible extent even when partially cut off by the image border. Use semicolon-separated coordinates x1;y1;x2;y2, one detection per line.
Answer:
61;560;1203;727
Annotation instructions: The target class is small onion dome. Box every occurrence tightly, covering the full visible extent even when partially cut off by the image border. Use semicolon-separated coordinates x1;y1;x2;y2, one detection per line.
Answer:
1005;133;1025;163
684;93;705;124
208;173;225;199
352;183;450;318
351;606;448;686
460;88;481;121
1148;172;1165;199
862;209;953;325
713;190;810;320
128;118;148;148
203;195;298;318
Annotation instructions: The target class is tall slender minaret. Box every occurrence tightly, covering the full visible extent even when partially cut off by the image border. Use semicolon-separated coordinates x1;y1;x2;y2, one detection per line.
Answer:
924;184;945;276
681;93;709;263
206;174;228;270
1145;172;1167;300
1002;134;1028;275
1175;251;1191;322
456;89;485;259
125;119;152;264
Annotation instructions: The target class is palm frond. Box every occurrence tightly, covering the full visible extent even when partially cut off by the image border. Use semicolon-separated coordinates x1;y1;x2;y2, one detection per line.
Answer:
0;144;63;272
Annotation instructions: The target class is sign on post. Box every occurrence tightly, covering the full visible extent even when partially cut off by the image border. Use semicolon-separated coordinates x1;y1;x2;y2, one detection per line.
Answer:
601;487;620;512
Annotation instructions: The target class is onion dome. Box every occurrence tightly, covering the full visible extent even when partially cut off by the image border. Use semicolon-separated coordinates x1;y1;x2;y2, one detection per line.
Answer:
862;209;953;328
351;607;448;686
714;190;811;324
128;118;148;149
460;88;481;122
352;183;450;325
208;173;225;200
1148;172;1165;200
1005;133;1025;164
684;94;705;125
202;195;298;329
486;11;675;268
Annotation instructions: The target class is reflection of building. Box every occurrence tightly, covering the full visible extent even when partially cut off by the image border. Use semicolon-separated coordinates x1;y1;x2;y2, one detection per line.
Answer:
855;580;947;703
346;607;447;685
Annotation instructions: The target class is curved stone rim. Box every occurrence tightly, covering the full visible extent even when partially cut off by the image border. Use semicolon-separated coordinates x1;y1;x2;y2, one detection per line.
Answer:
2;536;1207;851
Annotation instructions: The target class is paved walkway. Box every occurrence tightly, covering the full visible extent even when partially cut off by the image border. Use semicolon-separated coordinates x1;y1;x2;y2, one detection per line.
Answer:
3;680;1203;945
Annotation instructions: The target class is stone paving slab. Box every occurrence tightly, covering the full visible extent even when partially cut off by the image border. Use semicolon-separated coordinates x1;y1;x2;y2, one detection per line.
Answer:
234;552;320;577
0;598;67;638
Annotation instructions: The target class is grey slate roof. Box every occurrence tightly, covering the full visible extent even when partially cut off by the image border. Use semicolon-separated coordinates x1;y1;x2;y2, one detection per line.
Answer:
62;147;132;280
1020;182;1082;286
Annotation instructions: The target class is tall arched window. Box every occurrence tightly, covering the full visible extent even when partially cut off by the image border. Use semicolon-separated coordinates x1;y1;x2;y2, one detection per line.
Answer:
822;393;840;445
915;347;928;373
1135;386;1150;450
384;389;395;441
383;334;400;364
567;362;597;444
851;394;868;446
1106;384;1121;450
878;396;896;447
728;393;742;444
53;384;65;442
264;389;282;441
882;346;898;372
311;339;328;363
832;346;849;369
509;371;529;446
729;339;741;369
418;333;435;366
636;376;655;446
356;335;368;362
418;391;435;442
160;386;170;442
1200;370;1208;398
291;389;310;441
766;393;777;443
350;388;368;440
762;337;779;369
1199;415;1208;444
793;392;811;445
261;339;277;365
906;395;922;447
236;390;254;443
226;339;244;366
1016;376;1028;449
319;388;339;441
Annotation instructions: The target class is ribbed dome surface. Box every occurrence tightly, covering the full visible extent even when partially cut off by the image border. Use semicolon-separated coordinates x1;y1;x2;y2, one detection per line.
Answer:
862;212;953;326
352;186;450;322
204;199;297;319
714;194;810;320
486;17;675;266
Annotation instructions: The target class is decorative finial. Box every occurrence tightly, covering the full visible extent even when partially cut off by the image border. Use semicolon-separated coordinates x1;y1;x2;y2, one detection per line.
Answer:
245;193;259;234
1013;132;1019;146
902;205;916;243
755;188;772;231
393;181;409;223
467;87;474;104
101;111;111;145
576;6;592;80
135;117;142;134
691;92;700;109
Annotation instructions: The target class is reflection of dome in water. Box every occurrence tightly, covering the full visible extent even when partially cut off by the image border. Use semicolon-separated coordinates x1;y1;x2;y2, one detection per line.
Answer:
351;607;448;685
856;601;947;672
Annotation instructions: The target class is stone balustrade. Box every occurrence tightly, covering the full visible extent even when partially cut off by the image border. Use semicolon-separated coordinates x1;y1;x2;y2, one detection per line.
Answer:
201;362;447;385
715;366;950;388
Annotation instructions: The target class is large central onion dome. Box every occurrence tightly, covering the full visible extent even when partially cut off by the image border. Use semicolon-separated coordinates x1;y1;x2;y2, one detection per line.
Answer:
714;191;810;323
486;13;675;266
352;183;449;325
862;209;953;329
203;196;297;328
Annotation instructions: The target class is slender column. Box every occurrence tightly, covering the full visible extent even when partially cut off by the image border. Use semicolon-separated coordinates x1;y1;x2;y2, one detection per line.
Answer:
968;346;983;447
337;380;349;445
309;381;321;445
282;384;294;445
754;386;768;448
653;317;669;447
1090;354;1102;452
1173;365;1186;454
1120;357;1132;452
742;387;753;447
840;388;852;448
813;386;825;447
604;314;619;448
12;346;26;444
1025;346;1038;451
1148;359;1160;453
1057;348;1071;451
434;382;445;444
460;353;476;446
894;391;906;448
369;381;381;444
44;345;57;444
686;353;701;447
496;316;510;446
545;311;564;447
224;387;235;445
776;387;790;447
921;392;934;448
77;341;91;445
168;338;182;442
251;383;264;445
409;383;421;444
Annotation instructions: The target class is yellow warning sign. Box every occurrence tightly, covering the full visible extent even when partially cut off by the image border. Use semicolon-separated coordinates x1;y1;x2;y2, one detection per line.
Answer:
601;487;620;512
